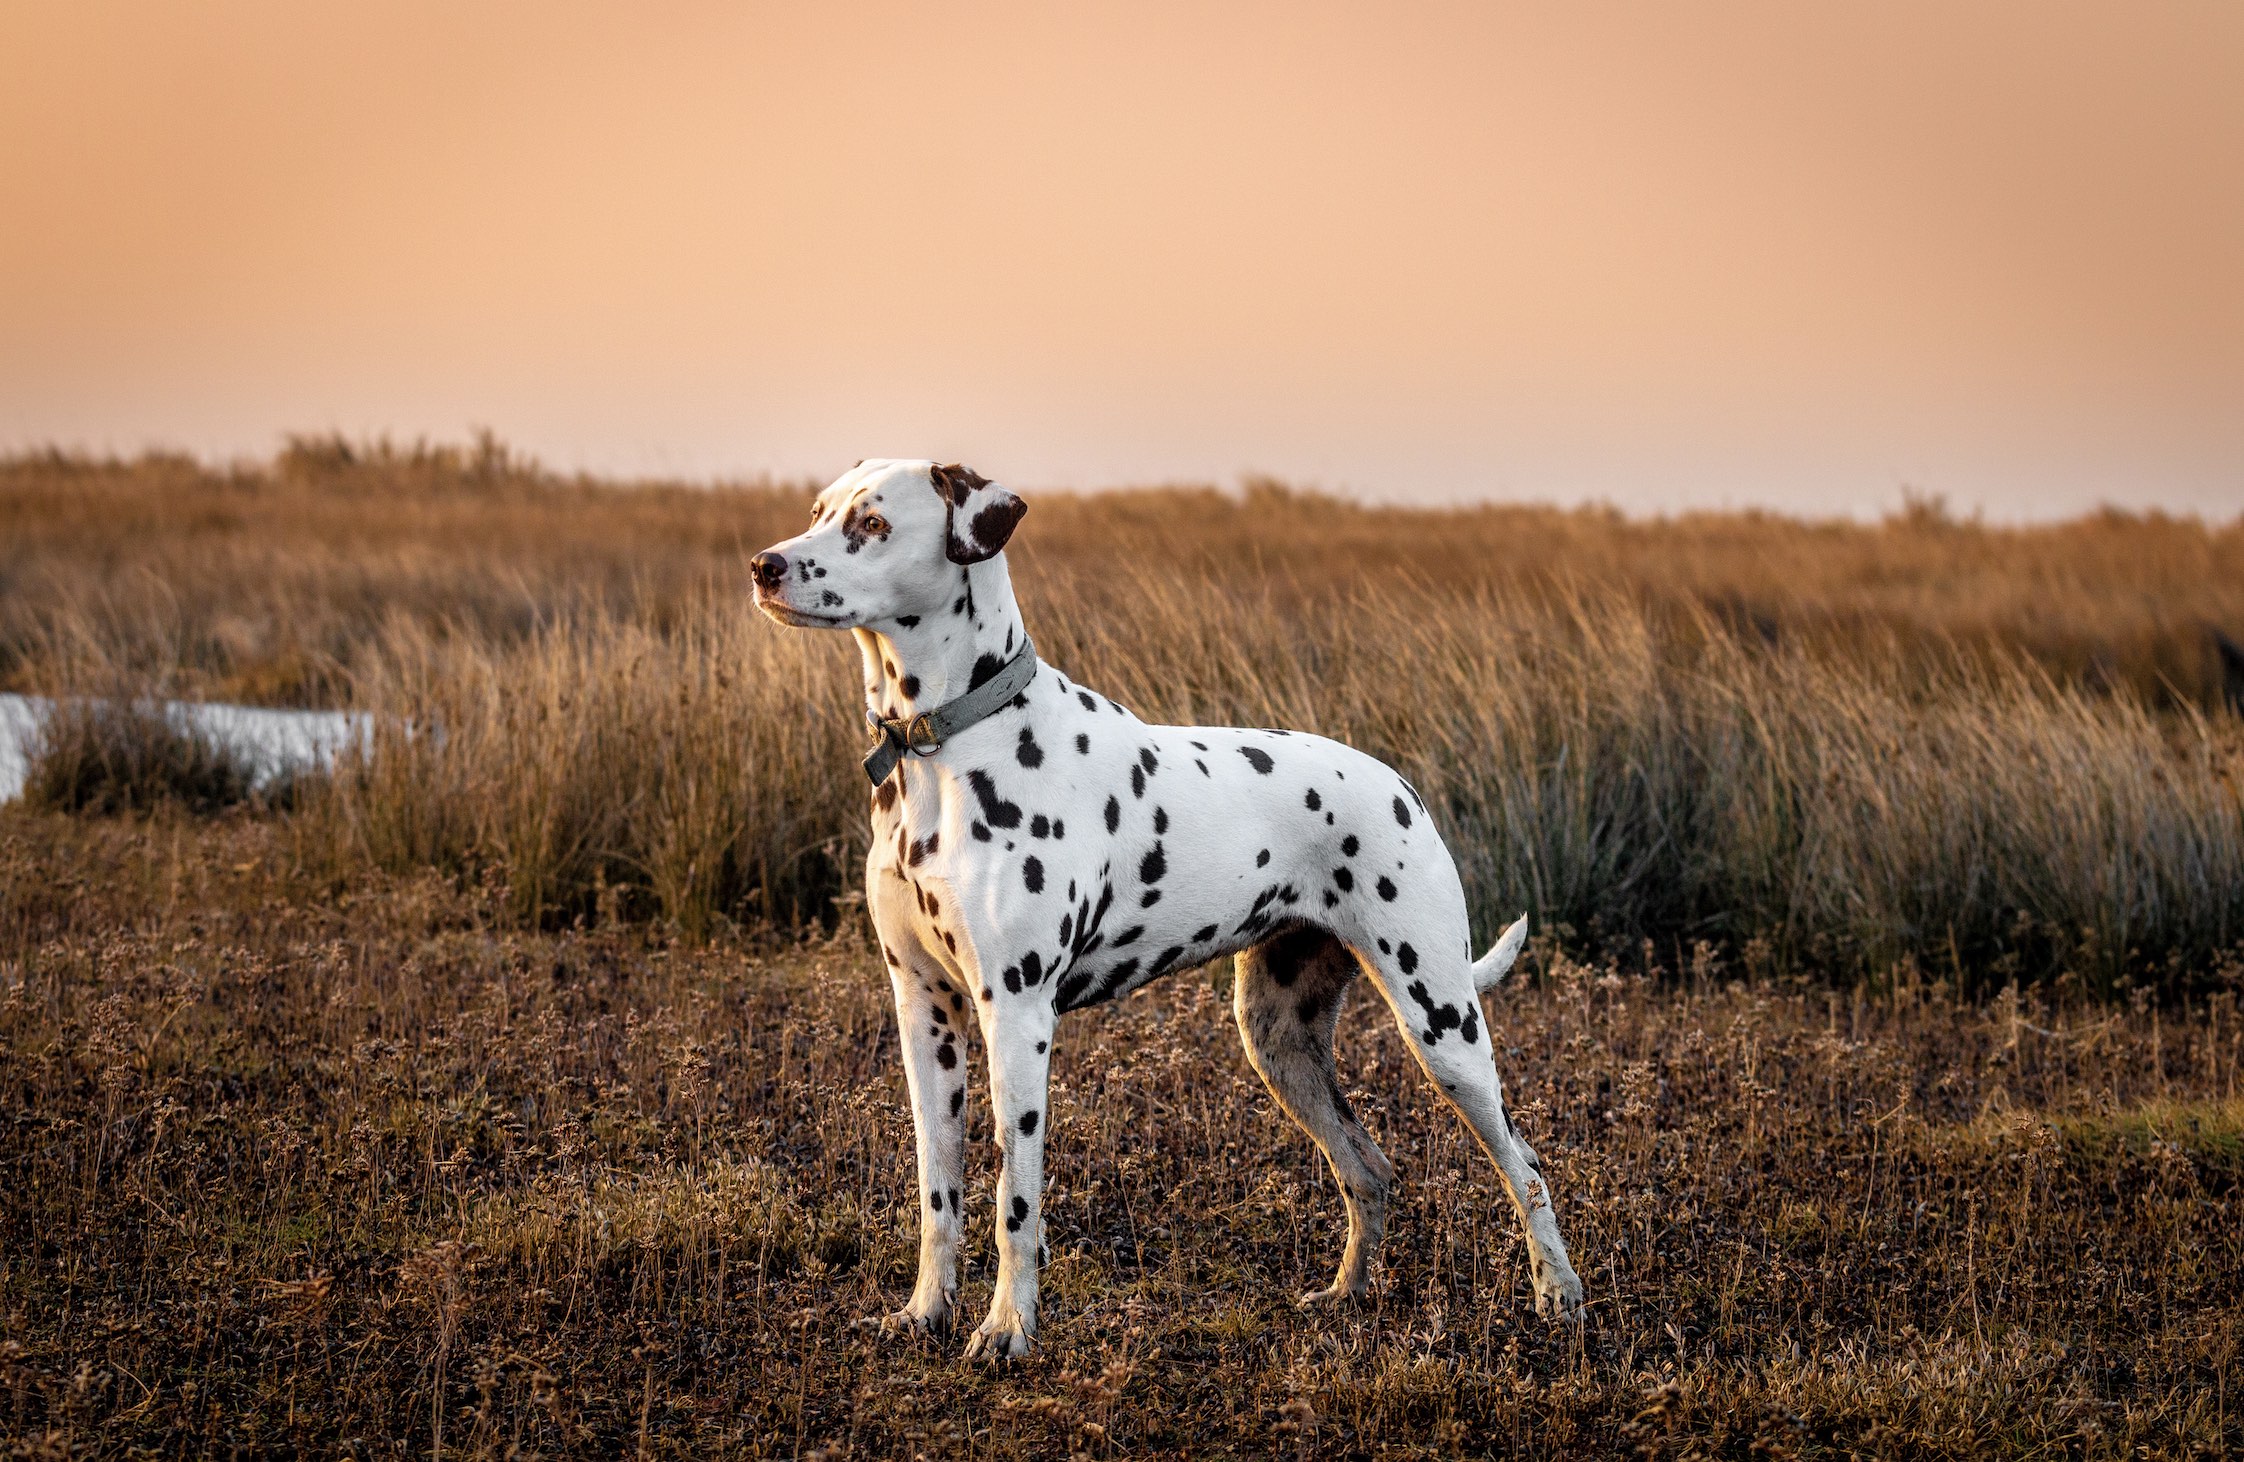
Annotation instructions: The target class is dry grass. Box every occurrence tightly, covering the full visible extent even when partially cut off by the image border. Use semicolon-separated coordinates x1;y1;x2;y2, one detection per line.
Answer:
276;585;2244;997
21;699;259;816
6;441;2243;709
9;441;2244;992
3;814;2239;1457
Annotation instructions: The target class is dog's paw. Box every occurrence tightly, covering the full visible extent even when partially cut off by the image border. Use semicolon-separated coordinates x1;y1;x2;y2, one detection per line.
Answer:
1298;1280;1369;1308
876;1292;954;1337
1533;1264;1585;1323
963;1312;1035;1362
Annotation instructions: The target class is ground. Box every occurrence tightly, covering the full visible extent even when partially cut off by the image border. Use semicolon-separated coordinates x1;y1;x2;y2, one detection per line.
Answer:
3;810;2240;1458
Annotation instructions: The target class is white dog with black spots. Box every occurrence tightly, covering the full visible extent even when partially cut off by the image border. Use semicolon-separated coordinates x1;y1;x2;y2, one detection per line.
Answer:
752;459;1585;1359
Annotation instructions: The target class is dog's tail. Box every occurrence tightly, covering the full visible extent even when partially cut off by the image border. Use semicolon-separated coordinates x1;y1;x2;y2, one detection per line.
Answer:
1470;913;1530;992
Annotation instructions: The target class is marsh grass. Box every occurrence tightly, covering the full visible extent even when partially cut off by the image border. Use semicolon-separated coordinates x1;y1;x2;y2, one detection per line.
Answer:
8;443;2244;990
282;581;2244;994
23;697;258;815
2;814;2238;1456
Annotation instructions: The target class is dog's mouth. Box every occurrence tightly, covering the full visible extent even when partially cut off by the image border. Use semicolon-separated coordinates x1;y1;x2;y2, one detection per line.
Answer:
754;593;852;629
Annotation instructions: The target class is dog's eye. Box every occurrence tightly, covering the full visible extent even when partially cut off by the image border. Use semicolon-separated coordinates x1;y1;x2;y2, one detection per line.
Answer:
862;515;888;536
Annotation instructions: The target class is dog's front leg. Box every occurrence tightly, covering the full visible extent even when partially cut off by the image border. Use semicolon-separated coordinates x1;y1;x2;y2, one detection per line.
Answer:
964;993;1056;1361
873;929;969;1335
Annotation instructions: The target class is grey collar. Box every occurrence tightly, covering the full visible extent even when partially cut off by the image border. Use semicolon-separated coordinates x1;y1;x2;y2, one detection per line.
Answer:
863;638;1039;785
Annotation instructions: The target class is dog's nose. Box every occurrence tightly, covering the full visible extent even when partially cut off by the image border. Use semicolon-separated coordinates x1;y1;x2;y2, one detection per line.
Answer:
751;551;789;588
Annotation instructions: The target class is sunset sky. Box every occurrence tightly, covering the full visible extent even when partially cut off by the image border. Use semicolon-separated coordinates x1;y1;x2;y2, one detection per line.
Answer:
3;2;2239;517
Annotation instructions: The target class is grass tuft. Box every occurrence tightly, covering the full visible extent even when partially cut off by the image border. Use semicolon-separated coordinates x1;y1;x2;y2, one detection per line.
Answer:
23;698;258;815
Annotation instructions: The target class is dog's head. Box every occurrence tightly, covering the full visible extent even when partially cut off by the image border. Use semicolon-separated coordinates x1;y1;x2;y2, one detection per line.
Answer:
751;460;1026;629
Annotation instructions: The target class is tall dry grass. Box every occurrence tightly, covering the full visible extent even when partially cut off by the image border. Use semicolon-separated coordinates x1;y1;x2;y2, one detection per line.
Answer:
291;574;2244;995
7;441;2243;707
10;441;2244;991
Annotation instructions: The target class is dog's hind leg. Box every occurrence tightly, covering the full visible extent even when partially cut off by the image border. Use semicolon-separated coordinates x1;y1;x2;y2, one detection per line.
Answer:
1354;934;1584;1319
1234;926;1397;1305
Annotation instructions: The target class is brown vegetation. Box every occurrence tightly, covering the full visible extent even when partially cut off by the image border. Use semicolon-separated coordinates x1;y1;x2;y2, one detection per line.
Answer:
6;444;2243;1454
3;815;2238;1456
6;443;2244;990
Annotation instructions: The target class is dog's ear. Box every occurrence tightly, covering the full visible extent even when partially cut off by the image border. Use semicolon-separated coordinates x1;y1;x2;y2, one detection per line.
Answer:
930;462;1026;565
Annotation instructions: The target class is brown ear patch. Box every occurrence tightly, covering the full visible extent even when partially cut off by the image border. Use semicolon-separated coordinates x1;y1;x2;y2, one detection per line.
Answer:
965;493;1027;557
930;461;994;507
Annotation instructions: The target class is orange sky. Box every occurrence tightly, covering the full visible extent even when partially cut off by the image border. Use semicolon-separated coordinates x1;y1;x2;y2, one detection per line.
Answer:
3;2;2239;517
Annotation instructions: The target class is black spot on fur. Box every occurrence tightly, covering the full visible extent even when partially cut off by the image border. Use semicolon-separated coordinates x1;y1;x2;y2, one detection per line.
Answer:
1077;690;1097;712
950;1088;964;1117
1019;1110;1039;1135
1130;764;1146;799
908;832;938;866
1076;733;1090;754
1139;842;1166;883
1256;848;1271;867
1140;889;1161;908
1113;925;1143;947
1397;941;1418;973
1196;760;1209;776
1341;834;1359;857
1393;795;1412;829
1333;867;1353;892
967;769;1023;829
971;820;991;842
897;615;920;629
901;674;920;699
1461;1007;1479;1044
1020;950;1044;986
874;779;898;812
1239;746;1275;775
1023;856;1045;894
1153;806;1168;834
970;653;1004;691
1304;788;1321;811
1138;747;1158;776
1405;979;1463;1045
1194;923;1218;942
1007;1195;1028;1232
1017;729;1044;767
1376;875;1398;901
1104;795;1121;833
937;1041;958;1068
1031;814;1050;838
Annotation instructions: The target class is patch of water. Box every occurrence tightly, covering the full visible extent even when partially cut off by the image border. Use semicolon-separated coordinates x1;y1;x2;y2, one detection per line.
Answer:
0;694;372;803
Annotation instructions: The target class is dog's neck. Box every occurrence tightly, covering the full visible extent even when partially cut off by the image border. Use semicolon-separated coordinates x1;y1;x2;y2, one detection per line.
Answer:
853;557;1029;722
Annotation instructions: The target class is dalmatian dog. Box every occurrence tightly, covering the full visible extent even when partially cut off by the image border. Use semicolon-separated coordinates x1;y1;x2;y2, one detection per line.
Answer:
751;459;1584;1359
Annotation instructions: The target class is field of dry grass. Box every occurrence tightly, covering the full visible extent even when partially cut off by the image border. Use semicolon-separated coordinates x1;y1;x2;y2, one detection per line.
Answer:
4;443;2243;1455
4;814;2239;1457
6;442;2244;991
